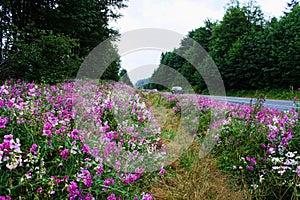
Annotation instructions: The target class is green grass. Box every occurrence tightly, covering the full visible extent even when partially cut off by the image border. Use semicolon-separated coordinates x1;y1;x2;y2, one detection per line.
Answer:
225;88;298;100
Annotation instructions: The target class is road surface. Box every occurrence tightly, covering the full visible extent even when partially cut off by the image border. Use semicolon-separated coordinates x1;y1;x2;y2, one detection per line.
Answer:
201;95;296;112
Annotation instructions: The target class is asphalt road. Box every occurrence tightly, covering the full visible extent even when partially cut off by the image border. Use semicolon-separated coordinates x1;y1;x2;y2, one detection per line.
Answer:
201;95;296;112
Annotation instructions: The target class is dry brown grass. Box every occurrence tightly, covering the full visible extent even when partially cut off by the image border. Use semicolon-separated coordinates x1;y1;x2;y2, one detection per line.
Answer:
150;142;250;200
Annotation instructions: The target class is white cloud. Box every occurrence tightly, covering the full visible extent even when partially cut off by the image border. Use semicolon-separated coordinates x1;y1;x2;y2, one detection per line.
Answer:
115;0;226;34
111;0;287;83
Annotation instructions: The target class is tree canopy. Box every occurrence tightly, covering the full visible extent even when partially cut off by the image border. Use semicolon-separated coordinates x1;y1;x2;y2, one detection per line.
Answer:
150;0;300;92
0;0;127;83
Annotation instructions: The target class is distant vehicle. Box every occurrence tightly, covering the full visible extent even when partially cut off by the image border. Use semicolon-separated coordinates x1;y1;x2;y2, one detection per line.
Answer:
171;87;183;94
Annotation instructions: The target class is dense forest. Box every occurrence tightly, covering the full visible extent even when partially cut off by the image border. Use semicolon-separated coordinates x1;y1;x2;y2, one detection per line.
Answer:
149;0;300;93
0;0;127;84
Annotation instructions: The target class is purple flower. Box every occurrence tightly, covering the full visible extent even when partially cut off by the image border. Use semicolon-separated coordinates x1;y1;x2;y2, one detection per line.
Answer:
4;134;13;141
70;129;79;140
115;160;121;172
82;144;91;155
246;165;254;171
43;122;52;130
62;176;69;182
81;169;93;187
0;117;7;129
100;124;110;132
60;149;68;160
250;158;257;165
159;168;166;175
142;193;153;200
54;179;61;185
0;196;11;200
7;101;13;108
107;194;117;200
37;187;42;193
261;144;267;149
67;181;81;200
297;166;300;177
104;178;115;186
30;144;38;153
84;193;94;200
17;119;24;124
228;136;232;142
96;167;104;176
0;99;4;108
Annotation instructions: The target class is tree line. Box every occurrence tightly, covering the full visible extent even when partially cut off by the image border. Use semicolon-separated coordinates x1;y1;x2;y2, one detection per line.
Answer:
0;0;127;84
148;0;300;93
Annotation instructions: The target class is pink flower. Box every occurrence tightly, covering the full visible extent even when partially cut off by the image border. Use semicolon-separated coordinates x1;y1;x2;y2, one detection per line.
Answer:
70;129;79;140
17;119;24;124
62;176;69;182
159;168;166;175
96;167;104;176
138;116;143;122
250;158;257;165
60;149;69;160
4;134;13;141
84;193;94;200
246;165;254;171
81;169;93;187
0;196;11;200
104;178;115;186
67;181;81;199
107;194;117;200
43;130;52;138
37;187;42;193
142;193;153;200
0;117;8;129
30;144;38;153
54;179;61;185
82;144;91;154
297;166;300;177
100;124;110;132
0;99;4;109
7;101;13;108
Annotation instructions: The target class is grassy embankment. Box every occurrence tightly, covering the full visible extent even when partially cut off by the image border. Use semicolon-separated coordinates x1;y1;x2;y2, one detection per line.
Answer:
139;90;250;200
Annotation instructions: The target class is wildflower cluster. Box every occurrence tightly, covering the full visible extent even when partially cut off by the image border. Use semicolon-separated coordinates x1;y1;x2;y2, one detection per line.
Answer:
159;91;300;199
0;80;162;199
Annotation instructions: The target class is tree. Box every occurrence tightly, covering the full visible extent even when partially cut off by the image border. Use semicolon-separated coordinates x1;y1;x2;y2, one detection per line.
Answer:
209;1;266;90
8;31;80;84
0;0;127;83
119;68;133;87
286;0;299;12
276;4;300;88
151;0;300;93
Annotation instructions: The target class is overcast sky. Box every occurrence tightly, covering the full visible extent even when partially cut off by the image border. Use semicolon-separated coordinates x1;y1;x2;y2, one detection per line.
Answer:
110;0;287;84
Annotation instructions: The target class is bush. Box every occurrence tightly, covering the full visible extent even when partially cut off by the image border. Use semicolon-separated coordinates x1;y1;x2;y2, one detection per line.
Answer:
8;31;80;84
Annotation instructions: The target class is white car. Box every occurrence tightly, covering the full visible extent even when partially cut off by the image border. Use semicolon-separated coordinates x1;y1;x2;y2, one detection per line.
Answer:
171;87;183;94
